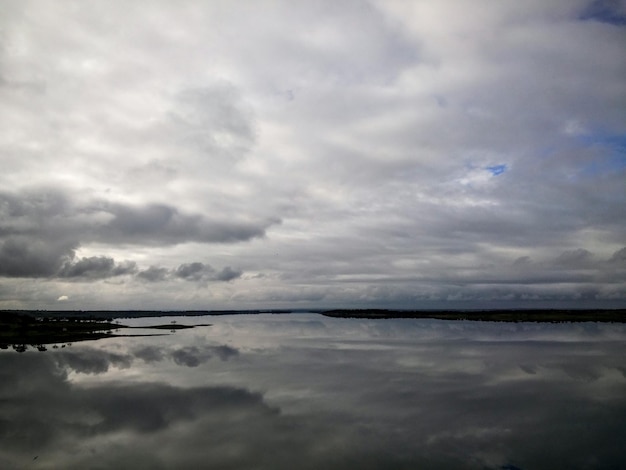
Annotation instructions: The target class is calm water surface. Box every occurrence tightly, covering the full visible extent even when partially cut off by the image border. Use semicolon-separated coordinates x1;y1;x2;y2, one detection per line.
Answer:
1;314;625;469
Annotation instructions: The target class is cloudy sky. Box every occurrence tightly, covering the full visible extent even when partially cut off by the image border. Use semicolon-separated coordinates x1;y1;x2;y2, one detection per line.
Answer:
1;0;625;310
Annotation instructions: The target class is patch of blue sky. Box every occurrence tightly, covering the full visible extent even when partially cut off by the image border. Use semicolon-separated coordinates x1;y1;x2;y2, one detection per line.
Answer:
578;0;626;26
576;132;626;154
575;131;626;176
579;153;626;177
538;146;557;158
485;164;507;176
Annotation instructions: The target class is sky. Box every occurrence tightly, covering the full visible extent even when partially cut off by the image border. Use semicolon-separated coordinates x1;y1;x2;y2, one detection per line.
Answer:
1;0;625;310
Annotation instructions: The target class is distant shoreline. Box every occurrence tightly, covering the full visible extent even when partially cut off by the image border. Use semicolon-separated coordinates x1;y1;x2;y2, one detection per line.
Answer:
321;309;626;323
1;308;625;322
2;309;625;351
0;309;294;320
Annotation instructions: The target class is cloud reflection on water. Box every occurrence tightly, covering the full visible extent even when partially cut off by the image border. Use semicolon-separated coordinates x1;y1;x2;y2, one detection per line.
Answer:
0;314;625;469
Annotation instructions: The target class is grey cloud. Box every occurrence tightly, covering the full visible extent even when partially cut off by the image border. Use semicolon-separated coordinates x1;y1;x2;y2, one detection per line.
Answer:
132;344;240;366
173;262;242;283
212;344;240;361
215;266;243;282
231;241;626;310
95;202;276;245
132;345;166;363
169;84;255;159
553;248;593;267
174;262;214;281
58;256;113;278
170;346;202;367
137;262;244;284
89;384;268;435
0;237;76;277
0;188;271;283
543;247;626;284
609;246;626;263
136;266;169;283
0;189;70;233
54;349;133;375
171;345;240;367
0;352;270;452
514;247;626;272
58;256;137;279
512;256;532;267
102;204;182;238
0;236;138;282
112;260;139;276
0;189;276;249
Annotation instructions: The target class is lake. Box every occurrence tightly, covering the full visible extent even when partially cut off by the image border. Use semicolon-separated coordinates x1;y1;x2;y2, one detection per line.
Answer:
1;313;625;469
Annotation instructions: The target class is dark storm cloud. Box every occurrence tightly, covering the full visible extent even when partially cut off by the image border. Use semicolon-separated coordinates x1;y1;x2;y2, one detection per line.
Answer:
0;189;269;281
0;189;69;234
0;237;75;277
0;190;78;278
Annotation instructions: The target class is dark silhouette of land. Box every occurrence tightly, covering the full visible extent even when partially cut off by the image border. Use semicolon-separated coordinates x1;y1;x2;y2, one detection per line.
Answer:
1;309;291;321
0;311;211;351
321;309;626;322
0;311;119;346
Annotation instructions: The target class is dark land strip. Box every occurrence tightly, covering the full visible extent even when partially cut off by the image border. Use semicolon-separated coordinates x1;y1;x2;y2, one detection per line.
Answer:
0;311;211;351
321;309;626;322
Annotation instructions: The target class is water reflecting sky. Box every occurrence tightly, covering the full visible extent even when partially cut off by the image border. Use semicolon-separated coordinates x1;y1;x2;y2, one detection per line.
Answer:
1;314;625;469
